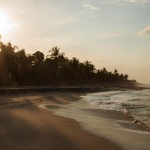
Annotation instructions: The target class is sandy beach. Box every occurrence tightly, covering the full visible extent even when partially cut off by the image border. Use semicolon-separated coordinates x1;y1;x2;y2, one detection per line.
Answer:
0;91;150;150
0;92;122;150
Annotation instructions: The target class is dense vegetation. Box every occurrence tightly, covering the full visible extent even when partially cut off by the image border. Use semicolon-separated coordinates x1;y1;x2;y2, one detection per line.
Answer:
0;41;135;86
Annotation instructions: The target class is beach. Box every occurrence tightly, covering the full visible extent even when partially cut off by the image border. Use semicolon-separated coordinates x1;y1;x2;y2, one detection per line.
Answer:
0;90;150;150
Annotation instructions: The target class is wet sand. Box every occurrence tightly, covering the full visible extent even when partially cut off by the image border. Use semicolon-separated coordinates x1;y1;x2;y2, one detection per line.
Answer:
44;94;150;150
0;92;121;150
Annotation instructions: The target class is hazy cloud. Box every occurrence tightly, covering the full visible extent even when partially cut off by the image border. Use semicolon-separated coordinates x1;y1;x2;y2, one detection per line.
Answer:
82;3;99;11
20;10;27;14
22;37;56;53
137;25;150;36
53;17;76;25
97;33;120;39
7;23;20;28
113;0;150;3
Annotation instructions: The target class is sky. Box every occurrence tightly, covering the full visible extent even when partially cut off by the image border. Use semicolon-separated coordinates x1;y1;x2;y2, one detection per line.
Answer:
0;0;150;83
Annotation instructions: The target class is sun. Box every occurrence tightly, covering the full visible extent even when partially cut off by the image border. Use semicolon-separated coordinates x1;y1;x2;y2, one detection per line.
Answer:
0;13;10;34
0;12;18;35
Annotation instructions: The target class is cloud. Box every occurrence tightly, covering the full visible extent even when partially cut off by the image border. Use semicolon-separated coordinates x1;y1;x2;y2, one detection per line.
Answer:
113;0;150;3
82;3;99;11
137;25;150;36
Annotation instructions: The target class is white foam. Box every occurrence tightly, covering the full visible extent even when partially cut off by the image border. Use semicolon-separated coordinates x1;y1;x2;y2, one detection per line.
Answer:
82;89;150;126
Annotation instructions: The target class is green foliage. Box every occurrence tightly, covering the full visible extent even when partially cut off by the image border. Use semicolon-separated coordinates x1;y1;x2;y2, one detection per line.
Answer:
0;41;134;86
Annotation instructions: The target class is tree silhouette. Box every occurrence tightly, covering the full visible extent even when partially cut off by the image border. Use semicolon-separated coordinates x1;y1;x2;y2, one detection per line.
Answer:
0;42;17;85
0;41;134;86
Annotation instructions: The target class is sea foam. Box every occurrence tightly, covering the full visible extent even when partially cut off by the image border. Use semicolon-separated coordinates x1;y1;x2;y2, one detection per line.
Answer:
82;88;150;129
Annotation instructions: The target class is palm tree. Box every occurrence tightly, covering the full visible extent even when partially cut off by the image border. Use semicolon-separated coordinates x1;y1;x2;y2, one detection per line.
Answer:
0;42;17;85
49;46;64;59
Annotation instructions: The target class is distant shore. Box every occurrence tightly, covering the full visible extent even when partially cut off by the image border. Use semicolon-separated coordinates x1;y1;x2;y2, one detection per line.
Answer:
0;83;147;94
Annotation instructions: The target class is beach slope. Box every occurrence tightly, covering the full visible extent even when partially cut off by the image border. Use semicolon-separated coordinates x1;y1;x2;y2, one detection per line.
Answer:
0;92;121;150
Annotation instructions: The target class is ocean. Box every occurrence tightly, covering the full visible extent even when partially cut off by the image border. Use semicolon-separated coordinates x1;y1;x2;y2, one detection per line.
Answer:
82;88;150;128
40;86;150;150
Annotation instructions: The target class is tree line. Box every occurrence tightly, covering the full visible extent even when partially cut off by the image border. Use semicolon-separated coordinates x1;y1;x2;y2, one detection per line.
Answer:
0;41;135;86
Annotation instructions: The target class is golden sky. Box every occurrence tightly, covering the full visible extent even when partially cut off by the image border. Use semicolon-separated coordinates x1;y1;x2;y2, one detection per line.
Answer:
0;0;150;83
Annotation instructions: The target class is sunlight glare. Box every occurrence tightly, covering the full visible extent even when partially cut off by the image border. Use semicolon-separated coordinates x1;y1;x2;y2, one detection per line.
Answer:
0;12;18;35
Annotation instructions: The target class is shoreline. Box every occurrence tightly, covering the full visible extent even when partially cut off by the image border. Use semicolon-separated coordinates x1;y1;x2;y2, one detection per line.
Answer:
0;92;121;150
0;88;150;150
0;88;149;131
40;94;150;150
0;83;148;95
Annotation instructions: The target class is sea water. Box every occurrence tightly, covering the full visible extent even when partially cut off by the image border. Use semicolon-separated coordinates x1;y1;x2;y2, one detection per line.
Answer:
82;88;150;127
40;87;150;150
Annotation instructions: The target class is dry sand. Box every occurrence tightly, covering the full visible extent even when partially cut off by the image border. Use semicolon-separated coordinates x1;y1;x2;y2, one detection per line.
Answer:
0;92;121;150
